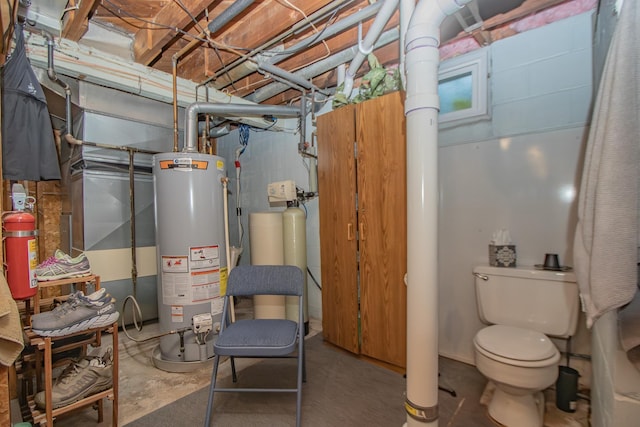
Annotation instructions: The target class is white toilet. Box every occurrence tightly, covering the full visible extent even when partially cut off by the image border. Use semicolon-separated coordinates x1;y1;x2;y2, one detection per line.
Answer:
472;265;579;427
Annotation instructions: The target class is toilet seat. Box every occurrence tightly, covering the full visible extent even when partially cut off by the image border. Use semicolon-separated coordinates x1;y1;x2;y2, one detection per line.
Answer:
474;325;559;368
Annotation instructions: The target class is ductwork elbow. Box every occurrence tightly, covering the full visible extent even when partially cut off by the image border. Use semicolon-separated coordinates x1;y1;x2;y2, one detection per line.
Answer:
45;35;70;95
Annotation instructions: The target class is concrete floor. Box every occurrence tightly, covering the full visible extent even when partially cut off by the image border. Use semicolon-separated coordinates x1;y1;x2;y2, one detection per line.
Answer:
14;299;591;426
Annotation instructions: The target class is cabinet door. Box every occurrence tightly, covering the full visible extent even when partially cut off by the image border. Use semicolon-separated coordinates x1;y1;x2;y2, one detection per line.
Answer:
357;91;407;368
317;104;360;354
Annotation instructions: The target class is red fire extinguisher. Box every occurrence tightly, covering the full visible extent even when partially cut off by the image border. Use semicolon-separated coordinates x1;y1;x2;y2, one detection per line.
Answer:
3;212;39;300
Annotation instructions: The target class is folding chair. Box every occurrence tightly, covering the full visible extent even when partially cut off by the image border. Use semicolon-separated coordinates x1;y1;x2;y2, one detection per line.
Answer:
203;265;305;427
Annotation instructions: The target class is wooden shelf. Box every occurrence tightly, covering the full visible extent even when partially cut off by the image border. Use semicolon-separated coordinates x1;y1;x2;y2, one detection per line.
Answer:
20;275;118;426
22;275;101;328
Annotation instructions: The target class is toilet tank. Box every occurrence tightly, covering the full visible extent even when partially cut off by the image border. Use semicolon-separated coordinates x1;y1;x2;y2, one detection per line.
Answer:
473;265;580;338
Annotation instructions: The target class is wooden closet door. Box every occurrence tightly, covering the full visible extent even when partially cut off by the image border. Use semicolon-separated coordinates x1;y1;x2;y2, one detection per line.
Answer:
357;91;407;368
317;104;360;354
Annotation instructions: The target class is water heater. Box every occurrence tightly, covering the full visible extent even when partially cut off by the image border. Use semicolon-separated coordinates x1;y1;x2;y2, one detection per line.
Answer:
153;152;227;369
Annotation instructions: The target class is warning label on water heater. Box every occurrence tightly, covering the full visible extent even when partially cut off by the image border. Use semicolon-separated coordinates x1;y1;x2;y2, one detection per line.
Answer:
161;245;222;306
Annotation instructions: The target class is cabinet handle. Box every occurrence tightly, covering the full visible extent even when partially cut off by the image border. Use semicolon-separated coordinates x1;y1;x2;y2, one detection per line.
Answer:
359;222;365;241
347;223;354;241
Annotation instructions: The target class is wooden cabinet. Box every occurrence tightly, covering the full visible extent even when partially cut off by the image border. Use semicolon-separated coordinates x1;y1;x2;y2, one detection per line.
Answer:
317;91;407;369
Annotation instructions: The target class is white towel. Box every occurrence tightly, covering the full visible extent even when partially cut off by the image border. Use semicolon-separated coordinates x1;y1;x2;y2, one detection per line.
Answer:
0;273;24;366
573;0;640;328
619;291;640;352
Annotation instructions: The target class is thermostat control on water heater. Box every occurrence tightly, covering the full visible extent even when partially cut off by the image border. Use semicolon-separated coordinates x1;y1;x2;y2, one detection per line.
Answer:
267;180;297;202
192;313;213;334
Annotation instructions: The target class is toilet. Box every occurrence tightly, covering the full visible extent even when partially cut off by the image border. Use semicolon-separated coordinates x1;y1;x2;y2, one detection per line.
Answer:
472;265;579;427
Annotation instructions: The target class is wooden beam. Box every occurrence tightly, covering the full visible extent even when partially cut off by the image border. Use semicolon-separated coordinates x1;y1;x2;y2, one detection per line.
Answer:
191;0;337;82
133;0;223;66
61;0;101;41
1;0;18;66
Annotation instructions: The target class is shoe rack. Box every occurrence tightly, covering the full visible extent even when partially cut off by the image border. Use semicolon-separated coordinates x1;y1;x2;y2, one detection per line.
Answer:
21;275;119;426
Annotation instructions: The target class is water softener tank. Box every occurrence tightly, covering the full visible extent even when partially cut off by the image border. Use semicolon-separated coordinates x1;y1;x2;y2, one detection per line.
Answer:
153;152;227;367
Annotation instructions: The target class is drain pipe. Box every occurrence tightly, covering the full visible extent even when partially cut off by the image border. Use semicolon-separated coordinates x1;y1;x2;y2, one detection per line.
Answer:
212;1;384;90
207;0;255;34
403;1;471;427
248;28;399;104
341;0;399;98
45;35;73;135
399;0;415;90
184;103;300;152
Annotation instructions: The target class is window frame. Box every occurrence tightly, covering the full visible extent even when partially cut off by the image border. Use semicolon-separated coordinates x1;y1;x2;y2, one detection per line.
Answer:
438;48;490;124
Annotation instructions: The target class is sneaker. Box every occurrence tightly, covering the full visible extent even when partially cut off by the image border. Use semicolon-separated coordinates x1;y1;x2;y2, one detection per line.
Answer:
34;347;113;409
52;288;110;309
31;291;119;337
36;252;92;281
37;249;72;267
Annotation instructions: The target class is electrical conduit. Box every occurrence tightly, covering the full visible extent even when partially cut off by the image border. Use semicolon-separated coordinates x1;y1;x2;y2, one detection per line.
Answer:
403;1;471;426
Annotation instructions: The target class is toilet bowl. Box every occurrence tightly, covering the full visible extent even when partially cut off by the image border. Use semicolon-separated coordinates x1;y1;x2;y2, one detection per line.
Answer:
472;265;579;427
473;324;561;427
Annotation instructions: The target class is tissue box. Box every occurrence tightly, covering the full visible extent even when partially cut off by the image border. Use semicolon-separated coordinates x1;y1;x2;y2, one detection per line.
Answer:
489;245;516;267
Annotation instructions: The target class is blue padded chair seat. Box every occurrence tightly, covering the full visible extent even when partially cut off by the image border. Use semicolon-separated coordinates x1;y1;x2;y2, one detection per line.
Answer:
214;319;299;357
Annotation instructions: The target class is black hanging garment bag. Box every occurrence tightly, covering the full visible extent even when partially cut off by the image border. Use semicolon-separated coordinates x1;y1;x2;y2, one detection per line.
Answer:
1;23;61;181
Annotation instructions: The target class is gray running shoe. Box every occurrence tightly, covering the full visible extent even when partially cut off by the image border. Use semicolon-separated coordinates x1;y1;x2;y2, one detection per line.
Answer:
35;252;92;281
31;291;119;337
51;288;110;309
34;347;113;409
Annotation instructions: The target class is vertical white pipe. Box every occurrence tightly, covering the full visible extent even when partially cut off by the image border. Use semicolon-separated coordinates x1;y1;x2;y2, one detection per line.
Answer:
399;0;415;90
403;1;471;426
222;177;236;322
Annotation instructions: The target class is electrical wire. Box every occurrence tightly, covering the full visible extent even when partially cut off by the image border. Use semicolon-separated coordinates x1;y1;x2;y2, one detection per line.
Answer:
172;0;239;92
100;0;209;43
307;267;322;290
235;124;250;247
275;0;332;61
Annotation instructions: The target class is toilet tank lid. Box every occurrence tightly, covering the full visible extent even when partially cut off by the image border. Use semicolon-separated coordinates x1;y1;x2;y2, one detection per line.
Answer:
474;265;576;283
475;325;558;362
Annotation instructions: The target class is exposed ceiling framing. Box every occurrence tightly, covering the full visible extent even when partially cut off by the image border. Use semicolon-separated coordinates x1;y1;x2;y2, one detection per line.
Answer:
14;0;579;107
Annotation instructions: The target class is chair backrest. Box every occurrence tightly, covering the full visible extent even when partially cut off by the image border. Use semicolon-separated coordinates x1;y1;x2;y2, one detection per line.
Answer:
227;265;304;297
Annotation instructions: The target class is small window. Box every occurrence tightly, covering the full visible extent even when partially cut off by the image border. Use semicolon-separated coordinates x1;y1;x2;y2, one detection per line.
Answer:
438;48;489;123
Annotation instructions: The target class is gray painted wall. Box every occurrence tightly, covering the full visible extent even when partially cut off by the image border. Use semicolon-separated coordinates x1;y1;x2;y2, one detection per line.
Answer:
217;11;596;364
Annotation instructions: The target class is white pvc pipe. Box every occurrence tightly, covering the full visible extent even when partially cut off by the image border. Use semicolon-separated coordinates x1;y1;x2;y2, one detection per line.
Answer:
222;177;236;323
342;0;400;98
399;0;415;90
337;63;347;87
403;0;471;426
